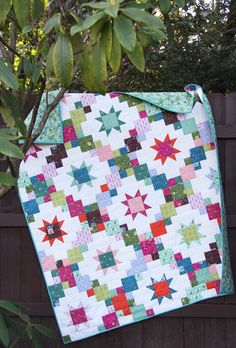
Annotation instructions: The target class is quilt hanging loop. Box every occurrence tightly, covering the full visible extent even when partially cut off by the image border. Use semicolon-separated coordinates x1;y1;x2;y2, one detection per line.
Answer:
184;84;204;103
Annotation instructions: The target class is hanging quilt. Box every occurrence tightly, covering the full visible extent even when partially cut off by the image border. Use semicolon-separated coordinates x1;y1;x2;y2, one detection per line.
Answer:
18;85;234;344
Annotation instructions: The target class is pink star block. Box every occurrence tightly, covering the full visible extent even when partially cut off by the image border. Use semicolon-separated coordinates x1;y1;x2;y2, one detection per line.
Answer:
122;190;151;219
70;307;87;325
24;145;42;162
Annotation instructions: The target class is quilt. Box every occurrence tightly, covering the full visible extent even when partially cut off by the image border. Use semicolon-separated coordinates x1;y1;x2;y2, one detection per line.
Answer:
18;84;234;343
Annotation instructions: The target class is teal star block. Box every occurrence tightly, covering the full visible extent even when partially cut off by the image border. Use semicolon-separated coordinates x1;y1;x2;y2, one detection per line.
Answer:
96;107;125;135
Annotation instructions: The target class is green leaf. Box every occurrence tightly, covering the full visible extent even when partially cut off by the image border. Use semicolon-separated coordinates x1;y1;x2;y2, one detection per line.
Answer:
90;18;106;44
79;43;107;93
0;139;23;159
125;41;145;72
46;43;55;77
137;31;151;47
32;62;42;84
121;8;164;29
105;0;119;18
70;11;106;35
0;314;9;347
91;42;107;94
26;324;33;339
108;28;121;73
175;0;185;7
100;21;112;61
0;0;12;28
141;27;165;41
82;2;108;9
13;0;30;28
114;14;136;51
159;0;171;14
3;315;26;339
0;106;14;128
0;172;17;187
125;2;152;9
22;24;32;35
43;13;61;35
32;332;43;348
0;301;29;322
31;0;44;21
0;128;19;140
23;58;32;75
79;45;94;91
33;323;54;339
0;90;26;136
0;59;18;90
53;34;73;88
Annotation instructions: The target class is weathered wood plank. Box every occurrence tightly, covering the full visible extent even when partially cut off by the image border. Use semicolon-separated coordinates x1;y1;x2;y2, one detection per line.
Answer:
163;318;184;348
204;319;226;348
226;319;236;348
142;317;163;348
184;318;205;348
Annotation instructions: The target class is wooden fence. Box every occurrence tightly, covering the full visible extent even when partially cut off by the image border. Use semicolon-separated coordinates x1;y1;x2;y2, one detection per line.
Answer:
0;93;236;348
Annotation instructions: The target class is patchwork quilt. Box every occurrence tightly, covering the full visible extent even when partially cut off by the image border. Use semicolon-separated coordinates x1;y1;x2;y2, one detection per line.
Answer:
18;85;234;343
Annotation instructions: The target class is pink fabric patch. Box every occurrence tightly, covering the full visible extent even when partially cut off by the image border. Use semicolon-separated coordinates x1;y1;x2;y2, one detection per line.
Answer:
188;193;205;209
42;162;57;179
70;308;87;325
206;203;221;220
64;125;77;142
97;145;114;162
102;312;119;329
81;94;96;107
180;164;196;181
134;118;151;135
42;255;56;272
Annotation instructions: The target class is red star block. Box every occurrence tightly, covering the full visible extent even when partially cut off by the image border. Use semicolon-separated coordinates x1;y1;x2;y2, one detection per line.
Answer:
39;216;68;246
153;280;170;297
151;134;180;164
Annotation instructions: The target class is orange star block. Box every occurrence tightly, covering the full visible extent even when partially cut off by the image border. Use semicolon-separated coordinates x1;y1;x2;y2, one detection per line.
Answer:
39;216;68;246
151;134;180;164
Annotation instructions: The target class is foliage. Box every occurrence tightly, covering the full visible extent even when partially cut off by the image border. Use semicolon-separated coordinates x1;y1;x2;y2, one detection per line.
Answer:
0;300;54;347
0;0;167;191
110;0;236;93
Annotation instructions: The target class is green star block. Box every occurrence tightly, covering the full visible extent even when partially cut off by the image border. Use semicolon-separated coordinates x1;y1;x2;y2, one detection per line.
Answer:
96;107;125;135
178;221;203;247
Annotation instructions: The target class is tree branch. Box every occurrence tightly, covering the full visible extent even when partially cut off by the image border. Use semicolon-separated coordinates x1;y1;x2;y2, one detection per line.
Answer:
22;81;46;152
0;35;21;58
24;87;66;152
